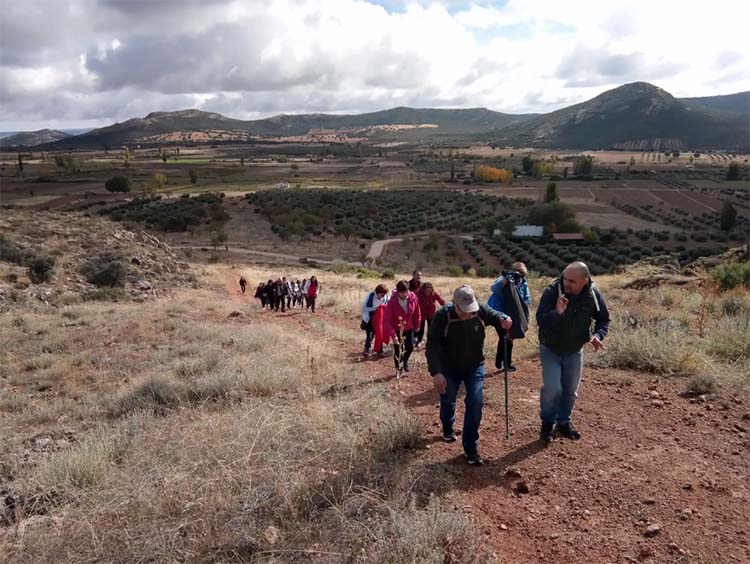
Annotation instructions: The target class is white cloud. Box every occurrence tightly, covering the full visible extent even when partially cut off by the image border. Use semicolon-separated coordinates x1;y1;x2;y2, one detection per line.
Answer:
0;0;748;130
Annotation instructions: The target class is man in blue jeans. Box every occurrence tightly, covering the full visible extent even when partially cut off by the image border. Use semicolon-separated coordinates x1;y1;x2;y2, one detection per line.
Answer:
426;285;513;465
536;262;611;443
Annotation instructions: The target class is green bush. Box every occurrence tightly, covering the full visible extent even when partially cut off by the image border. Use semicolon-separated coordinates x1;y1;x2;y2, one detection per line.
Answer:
448;265;463;277
80;254;128;287
711;261;750;290
105;176;132;193
0;233;29;265
381;268;395;279
28;255;55;283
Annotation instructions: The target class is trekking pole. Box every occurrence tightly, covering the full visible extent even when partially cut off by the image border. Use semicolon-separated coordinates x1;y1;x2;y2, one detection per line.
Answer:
396;324;404;379
503;332;510;440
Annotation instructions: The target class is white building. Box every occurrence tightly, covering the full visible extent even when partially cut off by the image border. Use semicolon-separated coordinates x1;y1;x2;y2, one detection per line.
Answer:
511;224;544;238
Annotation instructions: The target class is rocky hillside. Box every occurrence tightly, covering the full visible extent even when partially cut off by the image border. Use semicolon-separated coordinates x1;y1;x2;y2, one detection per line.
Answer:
0;129;71;148
0;211;197;307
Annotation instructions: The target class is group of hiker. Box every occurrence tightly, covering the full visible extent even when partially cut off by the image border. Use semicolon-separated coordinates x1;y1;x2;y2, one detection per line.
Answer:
361;261;610;466
240;275;320;313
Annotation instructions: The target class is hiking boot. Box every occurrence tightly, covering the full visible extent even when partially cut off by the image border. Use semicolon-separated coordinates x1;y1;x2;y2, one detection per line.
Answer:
540;422;554;444
507;364;517;372
442;430;457;443
465;452;484;466
403;363;410;373
556;422;581;440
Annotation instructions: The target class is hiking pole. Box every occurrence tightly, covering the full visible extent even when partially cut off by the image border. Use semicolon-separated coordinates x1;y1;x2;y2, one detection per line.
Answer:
503;332;510;440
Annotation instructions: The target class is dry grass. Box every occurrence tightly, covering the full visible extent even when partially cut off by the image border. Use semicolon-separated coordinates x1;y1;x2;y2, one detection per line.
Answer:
1;272;493;563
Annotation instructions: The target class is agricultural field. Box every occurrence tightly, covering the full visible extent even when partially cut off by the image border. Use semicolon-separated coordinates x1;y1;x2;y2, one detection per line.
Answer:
1;142;747;277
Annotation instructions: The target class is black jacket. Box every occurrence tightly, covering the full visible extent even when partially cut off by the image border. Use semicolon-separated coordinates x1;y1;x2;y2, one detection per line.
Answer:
426;303;508;375
536;277;610;355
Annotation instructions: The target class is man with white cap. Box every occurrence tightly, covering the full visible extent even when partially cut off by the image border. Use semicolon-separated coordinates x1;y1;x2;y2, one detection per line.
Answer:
426;285;513;465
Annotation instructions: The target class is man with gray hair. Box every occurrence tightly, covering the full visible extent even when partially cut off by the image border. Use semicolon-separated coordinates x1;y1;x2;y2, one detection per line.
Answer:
536;262;611;443
426;285;513;465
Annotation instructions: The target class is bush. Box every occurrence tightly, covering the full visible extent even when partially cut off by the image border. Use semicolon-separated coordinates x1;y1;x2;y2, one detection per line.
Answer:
28;255;55;283
80;254;128;287
448;265;463;277
711;262;750;290
188;169;198;184
82;288;128;302
110;377;183;418
0;233;29;265
105;176;132;193
381;268;395;280
684;374;718;397
591;320;707;376
703;315;750;361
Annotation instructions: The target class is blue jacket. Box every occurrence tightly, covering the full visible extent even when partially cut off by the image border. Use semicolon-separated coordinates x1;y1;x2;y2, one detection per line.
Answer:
488;275;531;314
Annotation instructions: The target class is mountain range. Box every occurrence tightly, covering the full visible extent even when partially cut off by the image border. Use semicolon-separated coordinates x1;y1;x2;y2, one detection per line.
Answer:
6;82;748;151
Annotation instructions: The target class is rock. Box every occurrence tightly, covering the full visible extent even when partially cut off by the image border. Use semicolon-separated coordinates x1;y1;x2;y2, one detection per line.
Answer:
643;498;656;505
499;523;508;531
513;481;530;495
263;525;280;545
33;436;52;449
681;483;693;491
131;257;142;266
679;509;692;521
504;467;522;479
638;544;655;559
648;390;660;399
651;400;664;408
742;413;750;421
643;523;662;537
137;280;152;291
734;423;749;433
228;311;242;318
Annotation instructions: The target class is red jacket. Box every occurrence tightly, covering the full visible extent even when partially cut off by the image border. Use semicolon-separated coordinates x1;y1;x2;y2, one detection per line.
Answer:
417;287;445;320
383;290;421;338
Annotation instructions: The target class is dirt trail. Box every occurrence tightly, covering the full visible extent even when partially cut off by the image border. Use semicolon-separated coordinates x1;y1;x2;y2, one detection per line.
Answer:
218;267;750;564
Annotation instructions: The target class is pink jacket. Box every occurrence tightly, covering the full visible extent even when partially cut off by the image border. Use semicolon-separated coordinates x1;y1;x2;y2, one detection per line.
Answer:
417;287;446;320
383;290;421;338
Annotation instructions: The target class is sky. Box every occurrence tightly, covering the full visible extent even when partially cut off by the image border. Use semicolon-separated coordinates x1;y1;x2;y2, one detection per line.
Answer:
0;0;748;131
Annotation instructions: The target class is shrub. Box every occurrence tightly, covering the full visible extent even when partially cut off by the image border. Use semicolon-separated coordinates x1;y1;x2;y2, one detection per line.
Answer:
0;233;29;265
28;255;55;283
105;176;132;193
381;268;395;279
448;265;463;277
82;288;128;302
684;374;718;397
80;254;128;287
711;261;750;291
110;377;183;418
703;315;750;361
591;320;706;376
188;169;198;184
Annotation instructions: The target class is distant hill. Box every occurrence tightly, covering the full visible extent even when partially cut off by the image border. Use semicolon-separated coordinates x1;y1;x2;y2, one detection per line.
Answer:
493;82;749;151
0;129;72;148
680;91;749;115
39;82;749;151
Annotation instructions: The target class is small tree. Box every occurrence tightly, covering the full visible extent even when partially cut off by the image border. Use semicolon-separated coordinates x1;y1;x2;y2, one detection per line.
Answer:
726;162;740;180
720;202;737;231
17;152;23;172
544;182;559;203
574;155;593;176
80;254;128;287
188;169;198;184
161;153;168;163
336;223;355;240
105;175;132;193
521;156;534;174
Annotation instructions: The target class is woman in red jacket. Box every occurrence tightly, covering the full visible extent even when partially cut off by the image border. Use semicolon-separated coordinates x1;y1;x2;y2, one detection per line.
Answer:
415;282;445;349
383;280;421;374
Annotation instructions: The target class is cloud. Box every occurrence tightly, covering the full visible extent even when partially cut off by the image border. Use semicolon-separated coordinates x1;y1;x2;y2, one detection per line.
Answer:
555;45;685;88
1;0;749;130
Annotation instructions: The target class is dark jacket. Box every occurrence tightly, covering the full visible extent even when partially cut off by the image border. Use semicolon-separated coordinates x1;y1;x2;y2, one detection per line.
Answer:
426;303;508;376
536;276;610;355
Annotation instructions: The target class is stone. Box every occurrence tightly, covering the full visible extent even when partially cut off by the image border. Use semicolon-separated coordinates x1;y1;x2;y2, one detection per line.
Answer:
643;523;662;537
679;509;692;521
137;280;152;291
263;525;281;545
499;523;508;531
513;481;530;494
228;311;242;318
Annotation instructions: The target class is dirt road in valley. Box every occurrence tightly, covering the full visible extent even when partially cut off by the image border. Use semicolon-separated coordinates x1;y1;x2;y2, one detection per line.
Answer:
220;268;750;564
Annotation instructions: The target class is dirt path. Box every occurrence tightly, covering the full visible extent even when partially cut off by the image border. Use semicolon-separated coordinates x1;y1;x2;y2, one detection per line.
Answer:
367;234;475;259
217;267;750;564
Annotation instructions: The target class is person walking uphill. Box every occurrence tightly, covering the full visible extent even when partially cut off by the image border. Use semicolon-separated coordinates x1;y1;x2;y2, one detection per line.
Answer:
536;261;610;444
426;285;512;465
239;276;247;294
383;280;420;375
361;284;389;358
488;261;531;371
304;276;320;312
415;282;445;349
